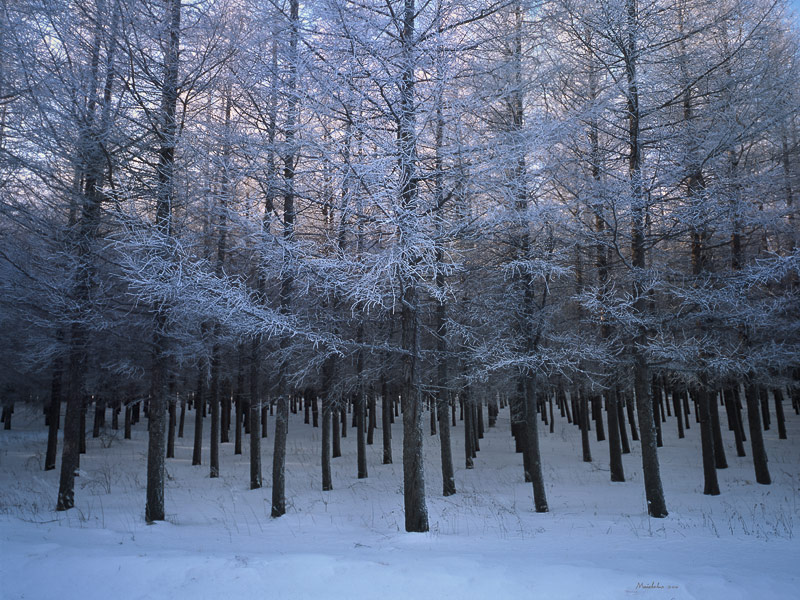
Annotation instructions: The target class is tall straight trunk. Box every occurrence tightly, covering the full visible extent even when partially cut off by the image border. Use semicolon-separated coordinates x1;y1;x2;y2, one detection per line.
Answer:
271;395;289;517
397;0;428;534
744;384;771;485
382;381;392;464
192;370;204;465
759;388;771;431
724;388;746;457
234;348;245;455
695;386;720;495
626;0;666;518
607;391;625;482
56;337;84;511
333;398;342;458
773;388;787;440
673;389;685;439
45;349;64;471
209;343;221;479
178;396;186;438
249;339;262;490
617;393;631;454
709;392;727;469
593;396;605;442
271;0;300;519
464;393;474;469
357;392;368;479
124;404;132;439
145;0;180;523
166;395;176;459
580;393;592;463
321;395;333;491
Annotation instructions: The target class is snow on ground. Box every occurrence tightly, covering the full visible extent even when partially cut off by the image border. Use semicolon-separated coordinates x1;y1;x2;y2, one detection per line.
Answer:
1;399;798;600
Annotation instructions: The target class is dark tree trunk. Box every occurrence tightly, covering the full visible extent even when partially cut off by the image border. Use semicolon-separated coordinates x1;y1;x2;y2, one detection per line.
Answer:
45;356;63;471
178;396;186;439
759;387;770;431
271;394;289;517
695;386;720;496
166;395;176;459
773;388;787;440
382;383;392;465
368;394;376;444
192;376;204;466
744;384;771;485
673;389;685;439
92;399;104;438
321;395;333;491
709;391;727;469
333;399;342;458
464;394;474;469
593;396;605;442
79;403;87;455
523;378;548;512
634;359;668;517
209;343;221;478
580;393;592;463
607;390;625;482
124;404;132;440
617;394;631;454
438;394;455;496
56;346;82;511
723;389;746;457
145;354;168;522
626;392;639;441
357;393;368;479
249;338;262;490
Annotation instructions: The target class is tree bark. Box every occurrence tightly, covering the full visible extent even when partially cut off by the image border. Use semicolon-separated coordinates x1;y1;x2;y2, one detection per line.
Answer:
744;384;771;485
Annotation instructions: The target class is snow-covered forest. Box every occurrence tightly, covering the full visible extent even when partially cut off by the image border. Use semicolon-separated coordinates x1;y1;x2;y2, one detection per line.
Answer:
1;0;799;596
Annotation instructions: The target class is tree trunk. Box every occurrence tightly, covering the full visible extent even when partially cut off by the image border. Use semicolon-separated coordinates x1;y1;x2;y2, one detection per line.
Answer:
249;338;262;490
321;395;333;491
773;388;787;440
45;353;63;471
695;386;720;495
271;394;289;517
524;378;548;512
607;390;625;482
744;384;771;485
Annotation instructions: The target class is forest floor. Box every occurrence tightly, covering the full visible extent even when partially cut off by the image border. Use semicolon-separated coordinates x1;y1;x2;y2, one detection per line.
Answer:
0;398;798;600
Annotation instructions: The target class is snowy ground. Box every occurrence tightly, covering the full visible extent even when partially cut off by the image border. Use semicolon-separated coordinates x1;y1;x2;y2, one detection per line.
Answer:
1;398;798;600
